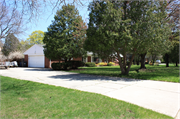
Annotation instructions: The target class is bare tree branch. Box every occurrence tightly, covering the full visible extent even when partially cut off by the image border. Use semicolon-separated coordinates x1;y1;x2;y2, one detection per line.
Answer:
0;0;88;40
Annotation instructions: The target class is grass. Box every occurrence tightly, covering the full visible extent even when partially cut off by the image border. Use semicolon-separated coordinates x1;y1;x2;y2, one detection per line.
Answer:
68;64;179;83
0;76;172;118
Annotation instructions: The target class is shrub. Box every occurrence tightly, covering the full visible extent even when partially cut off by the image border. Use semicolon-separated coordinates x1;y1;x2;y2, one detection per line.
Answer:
149;62;153;65
85;62;96;67
98;62;107;66
107;62;115;66
51;63;62;70
66;60;85;69
8;51;24;61
51;61;85;70
96;64;99;67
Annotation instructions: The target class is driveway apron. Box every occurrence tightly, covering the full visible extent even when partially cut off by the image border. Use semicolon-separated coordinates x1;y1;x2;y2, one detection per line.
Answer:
0;68;179;118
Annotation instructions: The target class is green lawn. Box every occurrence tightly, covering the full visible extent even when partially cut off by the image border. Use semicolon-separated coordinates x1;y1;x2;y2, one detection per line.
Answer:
68;64;179;83
1;76;172;118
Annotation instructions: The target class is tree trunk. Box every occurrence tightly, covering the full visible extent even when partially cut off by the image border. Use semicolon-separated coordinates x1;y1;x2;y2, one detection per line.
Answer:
140;53;147;69
176;61;178;67
118;57;125;74
137;61;139;65
64;58;68;70
152;55;156;65
165;53;169;67
124;54;135;75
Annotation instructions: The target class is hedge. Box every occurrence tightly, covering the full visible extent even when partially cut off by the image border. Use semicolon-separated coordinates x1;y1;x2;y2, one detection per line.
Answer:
51;60;85;70
85;62;96;67
107;62;115;66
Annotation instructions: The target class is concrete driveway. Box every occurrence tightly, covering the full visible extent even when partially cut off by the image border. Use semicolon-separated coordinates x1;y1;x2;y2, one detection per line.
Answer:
0;68;180;118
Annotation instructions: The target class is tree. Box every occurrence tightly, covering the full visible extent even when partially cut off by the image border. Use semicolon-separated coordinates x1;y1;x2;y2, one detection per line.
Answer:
0;39;3;47
165;0;180;32
20;40;32;52
2;33;21;56
0;53;6;61
27;30;44;45
85;1;171;75
169;44;179;66
8;51;24;61
164;31;179;66
19;30;44;52
134;1;172;69
0;0;86;40
0;1;25;39
162;0;180;67
43;4;87;63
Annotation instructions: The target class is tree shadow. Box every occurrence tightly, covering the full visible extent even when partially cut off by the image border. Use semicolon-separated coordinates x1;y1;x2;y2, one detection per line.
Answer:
24;68;53;72
48;73;141;82
1;81;32;94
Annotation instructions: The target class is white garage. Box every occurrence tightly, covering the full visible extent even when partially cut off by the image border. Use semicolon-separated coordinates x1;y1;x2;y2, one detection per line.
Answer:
28;55;45;67
23;44;48;68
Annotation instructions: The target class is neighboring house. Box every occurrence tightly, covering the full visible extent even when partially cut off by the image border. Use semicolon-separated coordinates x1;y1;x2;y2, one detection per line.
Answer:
85;52;123;64
23;44;122;68
145;54;163;63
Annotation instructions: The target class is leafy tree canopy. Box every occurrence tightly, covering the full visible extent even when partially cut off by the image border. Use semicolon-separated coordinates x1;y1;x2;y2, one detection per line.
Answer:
43;4;87;61
27;30;44;45
20;30;44;52
20;40;32;52
84;1;172;75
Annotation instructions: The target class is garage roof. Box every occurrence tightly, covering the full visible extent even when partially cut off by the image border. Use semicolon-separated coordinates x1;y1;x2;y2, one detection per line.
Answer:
23;44;44;55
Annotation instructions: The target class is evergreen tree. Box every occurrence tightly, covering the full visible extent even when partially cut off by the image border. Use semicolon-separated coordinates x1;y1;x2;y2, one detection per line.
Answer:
85;1;171;75
2;33;21;56
43;4;87;62
164;31;179;66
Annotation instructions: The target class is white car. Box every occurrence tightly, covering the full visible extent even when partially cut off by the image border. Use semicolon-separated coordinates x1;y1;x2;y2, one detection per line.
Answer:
155;60;161;64
10;61;18;67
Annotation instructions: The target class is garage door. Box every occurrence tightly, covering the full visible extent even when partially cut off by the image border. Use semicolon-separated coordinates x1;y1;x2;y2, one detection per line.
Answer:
28;55;45;67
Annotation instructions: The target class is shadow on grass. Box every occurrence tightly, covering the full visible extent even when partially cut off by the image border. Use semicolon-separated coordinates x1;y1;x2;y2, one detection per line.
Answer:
69;65;179;82
1;78;41;95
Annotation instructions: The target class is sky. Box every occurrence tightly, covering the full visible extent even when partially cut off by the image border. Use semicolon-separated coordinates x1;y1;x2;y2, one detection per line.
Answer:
20;0;91;41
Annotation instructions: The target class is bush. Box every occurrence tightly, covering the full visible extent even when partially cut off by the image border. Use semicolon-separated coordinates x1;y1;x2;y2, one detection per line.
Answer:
51;62;69;70
149;62;153;65
51;61;85;70
85;62;96;67
66;60;85;69
98;62;107;66
107;62;115;66
51;63;62;70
